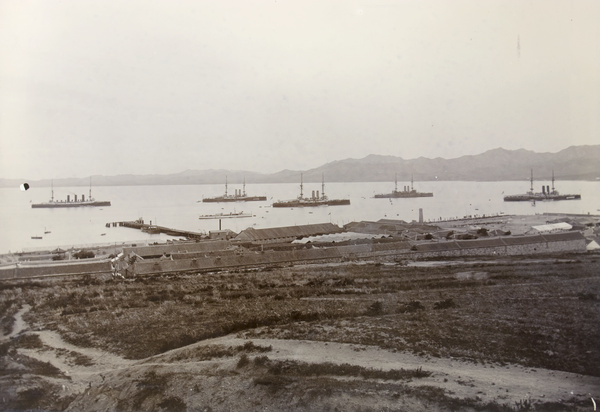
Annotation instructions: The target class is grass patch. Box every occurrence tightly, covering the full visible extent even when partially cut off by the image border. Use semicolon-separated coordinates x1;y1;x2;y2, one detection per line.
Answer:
259;359;432;380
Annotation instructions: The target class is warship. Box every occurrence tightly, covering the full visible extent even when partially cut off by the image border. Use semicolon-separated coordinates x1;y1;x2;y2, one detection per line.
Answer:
199;211;253;219
374;174;433;198
272;174;350;208
202;177;266;202
31;179;111;208
504;170;581;202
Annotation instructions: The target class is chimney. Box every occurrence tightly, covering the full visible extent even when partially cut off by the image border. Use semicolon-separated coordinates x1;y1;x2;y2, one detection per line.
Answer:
419;208;423;223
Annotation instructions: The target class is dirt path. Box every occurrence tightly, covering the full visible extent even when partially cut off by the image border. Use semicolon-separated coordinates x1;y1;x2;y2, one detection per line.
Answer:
10;305;135;395
185;335;600;407
11;306;600;409
0;304;30;341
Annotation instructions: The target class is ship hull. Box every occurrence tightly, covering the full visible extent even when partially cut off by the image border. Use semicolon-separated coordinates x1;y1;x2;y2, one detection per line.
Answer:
32;201;111;208
374;192;433;198
198;213;252;219
503;194;581;202
272;199;350;208
202;196;267;202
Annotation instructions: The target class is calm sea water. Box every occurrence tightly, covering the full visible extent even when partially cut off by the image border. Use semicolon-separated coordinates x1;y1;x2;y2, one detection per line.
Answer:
0;180;598;254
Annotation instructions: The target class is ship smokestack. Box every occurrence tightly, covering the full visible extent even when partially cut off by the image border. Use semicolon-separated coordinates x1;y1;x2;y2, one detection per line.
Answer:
542;186;546;195
419;208;423;223
312;190;315;200
67;195;70;202
547;185;550;194
316;190;319;199
82;194;85;201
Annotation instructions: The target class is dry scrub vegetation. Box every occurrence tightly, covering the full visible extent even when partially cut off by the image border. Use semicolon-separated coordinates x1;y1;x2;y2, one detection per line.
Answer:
1;253;599;411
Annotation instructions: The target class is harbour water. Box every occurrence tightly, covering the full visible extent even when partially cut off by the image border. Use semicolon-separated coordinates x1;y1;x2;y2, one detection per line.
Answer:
0;180;598;254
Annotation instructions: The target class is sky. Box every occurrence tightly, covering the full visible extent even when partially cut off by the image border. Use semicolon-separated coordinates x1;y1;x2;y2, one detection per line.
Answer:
1;0;599;180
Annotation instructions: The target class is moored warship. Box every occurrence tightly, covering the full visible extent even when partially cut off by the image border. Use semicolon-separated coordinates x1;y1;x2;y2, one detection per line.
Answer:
504;170;581;202
272;174;350;208
31;179;111;208
374;174;433;198
202;177;266;202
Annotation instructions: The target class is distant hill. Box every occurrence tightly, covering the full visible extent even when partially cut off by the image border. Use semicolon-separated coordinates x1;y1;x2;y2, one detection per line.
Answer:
2;145;599;187
300;145;600;183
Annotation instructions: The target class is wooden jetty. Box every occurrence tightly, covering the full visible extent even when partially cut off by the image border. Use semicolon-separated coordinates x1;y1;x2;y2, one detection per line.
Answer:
106;219;205;240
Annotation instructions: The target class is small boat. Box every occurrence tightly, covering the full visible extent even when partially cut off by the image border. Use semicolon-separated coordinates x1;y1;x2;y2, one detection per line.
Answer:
31;236;42;240
141;226;162;234
199;211;253;219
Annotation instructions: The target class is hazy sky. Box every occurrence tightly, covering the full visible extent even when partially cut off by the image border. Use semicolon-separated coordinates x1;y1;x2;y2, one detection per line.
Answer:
1;0;598;179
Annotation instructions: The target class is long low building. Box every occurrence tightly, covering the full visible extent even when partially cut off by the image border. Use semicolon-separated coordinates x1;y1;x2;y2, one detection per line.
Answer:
0;259;113;280
123;231;586;276
122;240;232;259
412;231;586;257
234;223;344;245
1;230;588;280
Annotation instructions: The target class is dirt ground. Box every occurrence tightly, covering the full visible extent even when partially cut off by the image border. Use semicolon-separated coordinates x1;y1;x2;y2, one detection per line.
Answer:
1;253;599;411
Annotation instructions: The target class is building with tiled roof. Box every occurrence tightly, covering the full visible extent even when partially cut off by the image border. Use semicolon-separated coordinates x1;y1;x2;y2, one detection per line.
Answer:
234;223;344;244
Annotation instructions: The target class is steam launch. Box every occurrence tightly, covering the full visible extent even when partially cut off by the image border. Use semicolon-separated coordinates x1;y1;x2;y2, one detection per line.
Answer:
272;174;350;208
31;179;111;208
503;170;581;202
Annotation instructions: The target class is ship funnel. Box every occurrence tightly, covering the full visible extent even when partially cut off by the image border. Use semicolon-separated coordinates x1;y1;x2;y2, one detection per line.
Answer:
312;190;316;200
67;195;70;202
82;194;85;201
74;195;78;202
316;190;319;199
542;186;546;195
547;185;550;194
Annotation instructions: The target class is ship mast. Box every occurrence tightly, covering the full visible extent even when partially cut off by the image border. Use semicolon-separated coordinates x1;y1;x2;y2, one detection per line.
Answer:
89;177;92;200
51;180;54;202
530;169;534;193
551;170;555;193
243;177;246;197
411;174;414;191
225;176;228;197
299;173;304;199
321;173;325;200
394;173;398;193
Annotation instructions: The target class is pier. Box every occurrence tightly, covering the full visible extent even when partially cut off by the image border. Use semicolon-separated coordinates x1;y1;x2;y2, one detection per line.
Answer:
106;219;205;240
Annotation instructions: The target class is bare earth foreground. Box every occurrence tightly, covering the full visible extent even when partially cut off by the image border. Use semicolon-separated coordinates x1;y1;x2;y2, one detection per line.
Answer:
1;253;599;411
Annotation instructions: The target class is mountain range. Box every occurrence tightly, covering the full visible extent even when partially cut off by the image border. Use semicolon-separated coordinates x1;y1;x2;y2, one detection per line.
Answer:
2;145;599;188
